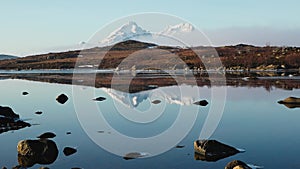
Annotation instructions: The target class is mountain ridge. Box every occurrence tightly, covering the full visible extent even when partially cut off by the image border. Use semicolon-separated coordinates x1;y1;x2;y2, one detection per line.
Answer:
0;54;18;60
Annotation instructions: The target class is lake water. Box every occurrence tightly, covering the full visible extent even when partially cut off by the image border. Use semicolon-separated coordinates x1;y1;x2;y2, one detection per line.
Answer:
0;76;300;168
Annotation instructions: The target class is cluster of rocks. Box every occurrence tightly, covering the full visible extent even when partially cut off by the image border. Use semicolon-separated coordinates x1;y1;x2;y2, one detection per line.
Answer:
0;106;31;134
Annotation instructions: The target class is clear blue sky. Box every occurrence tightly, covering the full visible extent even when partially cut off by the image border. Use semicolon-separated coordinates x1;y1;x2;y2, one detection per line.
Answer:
1;0;299;56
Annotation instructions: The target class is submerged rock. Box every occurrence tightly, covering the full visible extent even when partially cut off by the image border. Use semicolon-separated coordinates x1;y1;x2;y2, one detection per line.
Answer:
193;100;209;106
17;139;58;167
37;132;56;139
194;140;240;162
225;160;252;169
93;96;106;101
56;94;69;104
63;147;77;156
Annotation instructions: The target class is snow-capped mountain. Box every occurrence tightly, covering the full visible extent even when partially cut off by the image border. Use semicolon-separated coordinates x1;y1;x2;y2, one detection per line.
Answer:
99;22;200;47
100;21;152;46
160;23;194;35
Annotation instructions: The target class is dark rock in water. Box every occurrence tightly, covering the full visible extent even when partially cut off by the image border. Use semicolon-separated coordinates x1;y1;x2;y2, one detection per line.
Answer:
123;152;148;160
56;94;69;104
151;100;161;104
17;139;58;167
22;91;29;95
66;131;72;135
63;147;77;156
39;167;50;169
93;96;106;101
194;140;240;162
37;132;56;139
0;106;30;134
225;160;252;169
0;106;19;119
35;111;43;115
2;167;7;169
278;97;300;108
175;145;185;148
193;100;209;106
0;117;31;134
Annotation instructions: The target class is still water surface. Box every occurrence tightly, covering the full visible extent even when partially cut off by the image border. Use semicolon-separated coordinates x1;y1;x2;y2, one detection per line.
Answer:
0;79;299;168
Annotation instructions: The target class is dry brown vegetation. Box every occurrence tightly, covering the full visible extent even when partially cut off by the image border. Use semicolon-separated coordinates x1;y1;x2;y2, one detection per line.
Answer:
0;40;299;70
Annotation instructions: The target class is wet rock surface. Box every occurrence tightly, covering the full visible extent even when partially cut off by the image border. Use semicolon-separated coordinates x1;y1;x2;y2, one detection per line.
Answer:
17;139;58;167
56;94;68;104
194;140;240;162
225;160;252;169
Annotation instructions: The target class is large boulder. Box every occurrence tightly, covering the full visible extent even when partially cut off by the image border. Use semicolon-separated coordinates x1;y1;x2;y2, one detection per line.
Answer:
17;139;58;167
278;97;300;108
0;106;19;119
194;140;240;162
225;160;252;169
278;97;300;104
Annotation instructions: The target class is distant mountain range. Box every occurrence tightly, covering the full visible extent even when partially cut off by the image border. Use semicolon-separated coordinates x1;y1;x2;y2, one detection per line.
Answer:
0;54;18;60
99;22;196;47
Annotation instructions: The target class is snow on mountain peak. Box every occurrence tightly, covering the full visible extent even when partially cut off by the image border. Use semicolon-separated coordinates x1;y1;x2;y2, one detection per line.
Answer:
100;21;151;45
100;22;196;46
161;23;194;35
